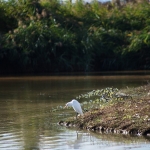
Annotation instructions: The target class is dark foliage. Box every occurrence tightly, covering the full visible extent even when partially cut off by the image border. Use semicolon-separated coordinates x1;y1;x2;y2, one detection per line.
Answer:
0;0;150;74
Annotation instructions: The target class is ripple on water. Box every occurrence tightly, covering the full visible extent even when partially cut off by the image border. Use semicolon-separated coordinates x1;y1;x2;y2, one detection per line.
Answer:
0;130;24;150
37;129;150;150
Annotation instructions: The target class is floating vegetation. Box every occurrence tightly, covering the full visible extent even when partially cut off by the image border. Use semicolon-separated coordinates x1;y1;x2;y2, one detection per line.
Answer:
76;87;119;100
76;87;121;112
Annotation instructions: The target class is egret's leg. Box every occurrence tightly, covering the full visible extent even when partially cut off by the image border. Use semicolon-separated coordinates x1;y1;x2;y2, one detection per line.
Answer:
76;113;78;119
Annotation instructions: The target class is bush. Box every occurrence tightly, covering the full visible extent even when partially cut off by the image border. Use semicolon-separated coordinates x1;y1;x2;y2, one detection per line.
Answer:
0;0;150;73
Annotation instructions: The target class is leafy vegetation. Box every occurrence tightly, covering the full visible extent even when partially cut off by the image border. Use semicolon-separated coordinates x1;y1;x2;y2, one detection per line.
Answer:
0;0;150;73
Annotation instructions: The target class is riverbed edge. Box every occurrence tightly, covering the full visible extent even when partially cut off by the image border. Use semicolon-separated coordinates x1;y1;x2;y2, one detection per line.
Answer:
58;84;150;136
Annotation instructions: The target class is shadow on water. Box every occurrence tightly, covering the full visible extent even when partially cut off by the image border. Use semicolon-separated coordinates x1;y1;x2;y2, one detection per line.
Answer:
0;72;150;149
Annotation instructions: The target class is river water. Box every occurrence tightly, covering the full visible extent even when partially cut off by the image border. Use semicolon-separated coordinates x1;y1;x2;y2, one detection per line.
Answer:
0;72;150;150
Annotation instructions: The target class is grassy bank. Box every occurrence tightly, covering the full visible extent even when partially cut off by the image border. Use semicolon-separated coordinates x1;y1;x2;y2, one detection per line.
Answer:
59;84;150;136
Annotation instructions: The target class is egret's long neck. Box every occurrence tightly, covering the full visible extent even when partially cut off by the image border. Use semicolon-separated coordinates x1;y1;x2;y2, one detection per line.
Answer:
66;102;72;107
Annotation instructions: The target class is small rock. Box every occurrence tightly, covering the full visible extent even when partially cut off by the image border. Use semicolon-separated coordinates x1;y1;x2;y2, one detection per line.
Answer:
58;121;64;126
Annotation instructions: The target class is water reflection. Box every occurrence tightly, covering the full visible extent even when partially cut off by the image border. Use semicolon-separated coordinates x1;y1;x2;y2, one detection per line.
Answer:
66;131;83;149
0;131;24;150
0;128;150;150
0;74;150;150
38;129;150;150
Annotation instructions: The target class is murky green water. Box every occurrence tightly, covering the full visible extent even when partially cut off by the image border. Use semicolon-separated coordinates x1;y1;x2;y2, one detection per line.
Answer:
0;73;150;150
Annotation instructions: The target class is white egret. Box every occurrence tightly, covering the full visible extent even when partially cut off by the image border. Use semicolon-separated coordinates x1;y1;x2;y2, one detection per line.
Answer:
65;99;83;118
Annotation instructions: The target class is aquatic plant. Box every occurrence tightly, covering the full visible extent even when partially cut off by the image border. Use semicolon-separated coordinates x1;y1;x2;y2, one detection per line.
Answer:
76;87;120;111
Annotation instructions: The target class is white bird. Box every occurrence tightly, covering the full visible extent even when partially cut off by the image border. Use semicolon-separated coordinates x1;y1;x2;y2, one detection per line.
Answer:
65;99;83;118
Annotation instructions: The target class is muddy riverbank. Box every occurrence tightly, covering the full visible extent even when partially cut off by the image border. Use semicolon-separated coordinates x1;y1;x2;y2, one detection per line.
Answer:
59;84;150;136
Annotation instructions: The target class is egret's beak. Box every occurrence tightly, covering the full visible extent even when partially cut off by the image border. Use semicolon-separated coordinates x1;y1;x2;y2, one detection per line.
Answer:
64;105;67;109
